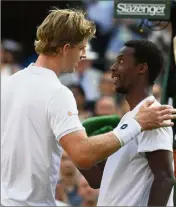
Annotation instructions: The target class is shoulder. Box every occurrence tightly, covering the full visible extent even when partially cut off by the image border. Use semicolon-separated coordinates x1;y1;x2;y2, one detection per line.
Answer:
134;97;173;152
60;85;75;102
49;85;75;104
137;123;173;153
141;125;173;140
59;73;77;86
142;98;173;137
139;98;172;140
119;111;133;123
60;85;74;96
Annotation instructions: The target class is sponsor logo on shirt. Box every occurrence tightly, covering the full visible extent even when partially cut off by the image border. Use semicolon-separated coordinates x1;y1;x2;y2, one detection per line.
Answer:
68;111;77;116
121;124;128;129
68;111;73;116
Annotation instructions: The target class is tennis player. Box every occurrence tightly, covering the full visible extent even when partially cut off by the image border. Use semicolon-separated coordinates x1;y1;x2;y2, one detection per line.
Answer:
80;40;176;206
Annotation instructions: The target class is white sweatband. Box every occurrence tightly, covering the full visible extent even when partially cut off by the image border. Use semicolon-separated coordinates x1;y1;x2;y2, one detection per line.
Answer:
113;118;142;147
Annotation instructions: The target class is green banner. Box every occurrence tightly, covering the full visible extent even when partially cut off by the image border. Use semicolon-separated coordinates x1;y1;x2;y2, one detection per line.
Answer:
114;0;171;20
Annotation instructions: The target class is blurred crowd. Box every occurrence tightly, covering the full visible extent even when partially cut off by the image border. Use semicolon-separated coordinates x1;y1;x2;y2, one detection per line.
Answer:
55;151;99;207
1;0;174;206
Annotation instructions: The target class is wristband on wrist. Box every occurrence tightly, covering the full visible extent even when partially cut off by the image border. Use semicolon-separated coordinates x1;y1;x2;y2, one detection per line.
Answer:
112;118;142;147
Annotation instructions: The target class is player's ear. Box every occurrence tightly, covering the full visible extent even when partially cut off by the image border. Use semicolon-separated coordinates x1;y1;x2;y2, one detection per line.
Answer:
138;63;148;74
63;44;71;54
58;44;71;55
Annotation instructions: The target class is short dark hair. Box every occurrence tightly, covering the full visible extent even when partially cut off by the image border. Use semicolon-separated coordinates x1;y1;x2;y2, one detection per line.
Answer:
124;40;164;85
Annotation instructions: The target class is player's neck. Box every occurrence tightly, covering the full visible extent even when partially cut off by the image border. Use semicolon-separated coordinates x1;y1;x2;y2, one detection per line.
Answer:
125;86;150;111
34;54;61;76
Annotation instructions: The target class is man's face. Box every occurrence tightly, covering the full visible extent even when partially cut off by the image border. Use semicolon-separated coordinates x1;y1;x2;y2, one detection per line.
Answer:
61;39;88;73
111;46;141;94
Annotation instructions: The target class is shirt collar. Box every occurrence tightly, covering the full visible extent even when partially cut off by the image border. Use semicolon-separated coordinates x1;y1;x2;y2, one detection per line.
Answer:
27;63;61;83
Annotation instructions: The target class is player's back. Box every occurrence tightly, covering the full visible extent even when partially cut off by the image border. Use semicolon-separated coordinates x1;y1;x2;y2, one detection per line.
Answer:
1;66;63;206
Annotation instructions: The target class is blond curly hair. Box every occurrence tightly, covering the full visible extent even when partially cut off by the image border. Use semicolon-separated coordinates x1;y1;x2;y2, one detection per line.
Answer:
34;8;96;56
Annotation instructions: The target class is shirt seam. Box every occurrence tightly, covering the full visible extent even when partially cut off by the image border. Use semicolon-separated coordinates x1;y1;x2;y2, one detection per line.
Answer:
57;127;85;141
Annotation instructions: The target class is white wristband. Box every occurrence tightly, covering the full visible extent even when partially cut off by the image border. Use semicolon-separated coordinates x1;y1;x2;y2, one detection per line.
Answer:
113;118;142;147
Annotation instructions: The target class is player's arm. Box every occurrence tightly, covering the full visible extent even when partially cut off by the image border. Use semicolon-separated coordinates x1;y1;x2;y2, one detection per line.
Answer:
146;150;176;206
48;88;176;170
60;102;176;169
77;160;107;189
60;129;121;169
60;108;175;170
137;122;176;206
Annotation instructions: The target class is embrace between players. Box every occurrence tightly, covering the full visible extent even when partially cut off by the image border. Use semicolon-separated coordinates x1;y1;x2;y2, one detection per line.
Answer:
1;8;176;206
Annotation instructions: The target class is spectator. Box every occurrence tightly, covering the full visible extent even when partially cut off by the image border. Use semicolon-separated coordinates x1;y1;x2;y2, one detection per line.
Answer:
105;19;148;63
94;96;118;116
56;151;82;207
83;0;114;65
59;42;102;103
78;176;99;207
148;22;172;84
99;72;116;98
68;84;92;122
1;39;23;83
149;22;172;67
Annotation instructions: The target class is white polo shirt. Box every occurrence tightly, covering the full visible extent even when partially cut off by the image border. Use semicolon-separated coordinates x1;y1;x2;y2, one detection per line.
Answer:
97;96;174;206
1;64;84;206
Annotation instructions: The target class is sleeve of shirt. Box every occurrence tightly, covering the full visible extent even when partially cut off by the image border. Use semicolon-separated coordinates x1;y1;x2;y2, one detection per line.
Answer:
137;127;173;154
47;86;85;141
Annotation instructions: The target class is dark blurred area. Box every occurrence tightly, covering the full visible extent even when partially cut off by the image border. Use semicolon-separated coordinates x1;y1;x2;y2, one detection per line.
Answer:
1;1;84;59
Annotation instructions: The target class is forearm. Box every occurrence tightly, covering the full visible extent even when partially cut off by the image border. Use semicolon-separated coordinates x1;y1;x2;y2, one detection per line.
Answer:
61;119;141;169
79;118;142;168
72;119;141;169
147;177;175;206
77;131;120;168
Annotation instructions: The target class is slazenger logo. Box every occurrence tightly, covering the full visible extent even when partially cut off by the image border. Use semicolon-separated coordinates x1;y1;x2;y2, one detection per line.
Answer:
117;3;166;16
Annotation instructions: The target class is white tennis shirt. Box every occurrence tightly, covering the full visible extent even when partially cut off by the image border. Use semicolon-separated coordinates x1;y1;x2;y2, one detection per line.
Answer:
1;64;84;206
97;96;174;206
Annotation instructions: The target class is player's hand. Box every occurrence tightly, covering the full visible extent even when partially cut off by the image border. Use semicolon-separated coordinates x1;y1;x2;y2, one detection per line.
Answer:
135;99;176;131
